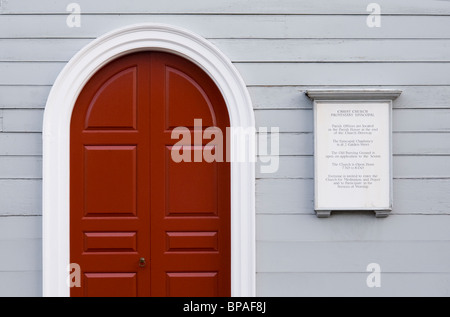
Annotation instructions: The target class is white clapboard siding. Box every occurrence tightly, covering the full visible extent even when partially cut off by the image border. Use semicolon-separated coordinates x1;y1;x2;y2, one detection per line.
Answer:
2;15;450;39
0;134;42;155
257;241;450;273
0;86;52;109
2;110;44;132
1;0;450;298
0;272;41;297
256;179;450;215
250;86;450;109
0;180;42;215
256;155;450;179
236;63;450;86
0;216;41;239
257;273;450;297
2;0;450;15
2;85;450;110
256;214;450;242
0;239;42;271
4;61;450;86
0;156;42;179
0;216;41;296
256;109;450;133
268;132;450;156
4;39;450;62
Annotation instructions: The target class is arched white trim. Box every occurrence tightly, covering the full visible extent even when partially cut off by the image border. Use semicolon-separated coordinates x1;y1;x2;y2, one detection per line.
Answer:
42;23;255;297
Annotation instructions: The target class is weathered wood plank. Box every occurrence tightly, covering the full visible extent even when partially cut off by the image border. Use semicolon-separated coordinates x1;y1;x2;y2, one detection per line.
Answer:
2;15;450;39
2;0;450;15
0;180;42;215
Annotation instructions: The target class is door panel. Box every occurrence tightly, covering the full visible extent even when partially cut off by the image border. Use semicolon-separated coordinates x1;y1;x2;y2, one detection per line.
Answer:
70;52;230;297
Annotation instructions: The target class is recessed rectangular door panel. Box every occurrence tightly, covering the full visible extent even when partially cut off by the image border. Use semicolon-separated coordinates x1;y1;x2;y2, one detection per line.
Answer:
84;145;137;216
84;273;137;297
166;272;218;297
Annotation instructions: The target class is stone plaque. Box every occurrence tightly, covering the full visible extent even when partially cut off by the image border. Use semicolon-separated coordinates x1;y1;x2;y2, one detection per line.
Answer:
312;98;395;217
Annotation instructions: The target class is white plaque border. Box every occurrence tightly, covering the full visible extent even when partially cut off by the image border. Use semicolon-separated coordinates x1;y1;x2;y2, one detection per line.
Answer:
307;90;401;218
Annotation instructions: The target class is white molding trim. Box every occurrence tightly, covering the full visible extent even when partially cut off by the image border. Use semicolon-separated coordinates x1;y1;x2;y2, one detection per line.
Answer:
42;23;255;297
306;89;402;101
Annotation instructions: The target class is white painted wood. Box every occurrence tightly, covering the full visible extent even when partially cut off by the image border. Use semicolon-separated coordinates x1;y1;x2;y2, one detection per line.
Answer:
236;63;450;86
0;86;52;109
394;133;450;155
2;85;450;110
0;180;42;215
256;178;450;215
0;272;42;297
5;39;450;62
0;156;42;179
257;214;450;242
42;23;256;297
0;39;93;62
0;216;41;239
6;61;450;86
393;109;450;132
0;134;42;155
262;133;313;156
256;156;313;179
258;241;450;273
257;272;450;297
3;0;450;15
0;62;64;85
211;39;450;62
3;15;450;39
0;239;41;271
395;156;450;178
2;110;44;132
306;89;401;101
255;109;313;132
250;86;450;109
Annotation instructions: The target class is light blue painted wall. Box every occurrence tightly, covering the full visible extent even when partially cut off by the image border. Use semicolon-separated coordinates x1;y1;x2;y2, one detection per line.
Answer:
1;0;450;296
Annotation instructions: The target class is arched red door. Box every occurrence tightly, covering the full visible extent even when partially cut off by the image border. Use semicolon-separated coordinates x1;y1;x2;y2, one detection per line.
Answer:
70;52;231;297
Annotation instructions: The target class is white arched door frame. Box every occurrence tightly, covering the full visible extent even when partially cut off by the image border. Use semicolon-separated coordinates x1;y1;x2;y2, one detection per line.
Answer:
42;23;255;297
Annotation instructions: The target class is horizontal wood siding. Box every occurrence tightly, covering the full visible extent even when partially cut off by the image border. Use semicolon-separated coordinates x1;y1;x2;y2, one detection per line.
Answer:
0;0;449;297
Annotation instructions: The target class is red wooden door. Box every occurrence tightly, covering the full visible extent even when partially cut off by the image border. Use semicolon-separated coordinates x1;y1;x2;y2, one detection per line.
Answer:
70;52;231;297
